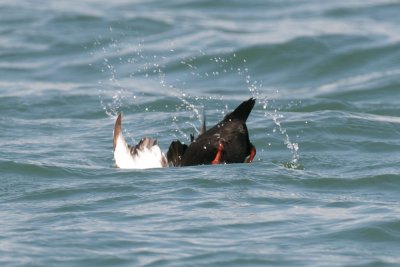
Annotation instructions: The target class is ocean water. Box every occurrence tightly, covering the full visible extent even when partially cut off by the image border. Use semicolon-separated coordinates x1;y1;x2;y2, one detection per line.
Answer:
1;0;400;266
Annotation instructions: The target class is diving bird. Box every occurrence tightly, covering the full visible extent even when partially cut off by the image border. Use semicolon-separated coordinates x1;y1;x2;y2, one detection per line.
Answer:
113;113;168;169
167;97;257;166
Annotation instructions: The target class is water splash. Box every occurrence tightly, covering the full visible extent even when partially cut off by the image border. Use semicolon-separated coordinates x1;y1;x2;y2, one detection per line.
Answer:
94;32;138;118
230;53;302;169
271;109;301;169
91;32;301;167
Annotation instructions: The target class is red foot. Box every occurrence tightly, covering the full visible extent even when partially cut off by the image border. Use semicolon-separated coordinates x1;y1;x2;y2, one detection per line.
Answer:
212;143;224;164
246;144;256;163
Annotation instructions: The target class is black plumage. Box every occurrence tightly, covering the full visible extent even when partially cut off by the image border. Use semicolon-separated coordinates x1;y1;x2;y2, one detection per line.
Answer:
167;98;256;166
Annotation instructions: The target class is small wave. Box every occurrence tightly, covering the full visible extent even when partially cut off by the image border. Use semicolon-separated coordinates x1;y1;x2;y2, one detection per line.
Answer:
348;113;400;124
323;219;400;243
314;69;400;96
295;174;400;192
0;160;72;178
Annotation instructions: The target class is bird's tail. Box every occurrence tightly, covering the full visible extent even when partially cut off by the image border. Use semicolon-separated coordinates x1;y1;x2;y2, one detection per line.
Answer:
113;113;132;168
224;97;256;122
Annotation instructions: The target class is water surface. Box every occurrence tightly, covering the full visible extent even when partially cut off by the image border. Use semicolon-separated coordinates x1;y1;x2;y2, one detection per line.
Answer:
1;0;400;266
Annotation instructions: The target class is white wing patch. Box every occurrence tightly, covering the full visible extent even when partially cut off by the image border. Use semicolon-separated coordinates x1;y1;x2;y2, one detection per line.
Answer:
113;114;167;169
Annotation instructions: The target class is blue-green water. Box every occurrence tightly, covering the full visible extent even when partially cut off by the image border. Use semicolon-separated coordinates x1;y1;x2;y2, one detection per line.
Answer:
1;0;400;266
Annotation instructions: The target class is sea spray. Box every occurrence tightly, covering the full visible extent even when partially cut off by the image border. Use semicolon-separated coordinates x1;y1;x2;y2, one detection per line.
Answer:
93;36;301;167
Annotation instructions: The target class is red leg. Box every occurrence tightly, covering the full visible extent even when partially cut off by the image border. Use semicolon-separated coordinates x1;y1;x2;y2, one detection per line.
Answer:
246;144;256;163
212;143;224;164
